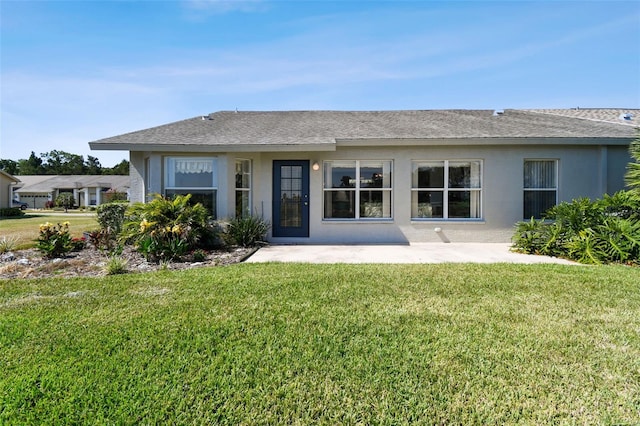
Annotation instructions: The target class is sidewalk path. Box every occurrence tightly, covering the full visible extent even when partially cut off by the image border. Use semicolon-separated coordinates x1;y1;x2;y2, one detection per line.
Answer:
245;243;577;265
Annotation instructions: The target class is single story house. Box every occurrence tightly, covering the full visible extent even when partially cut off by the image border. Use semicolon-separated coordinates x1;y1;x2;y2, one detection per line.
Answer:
89;109;637;244
13;175;130;209
0;170;20;210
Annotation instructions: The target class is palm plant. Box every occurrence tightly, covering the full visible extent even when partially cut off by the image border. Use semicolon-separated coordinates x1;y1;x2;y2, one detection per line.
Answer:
121;194;217;262
625;134;640;192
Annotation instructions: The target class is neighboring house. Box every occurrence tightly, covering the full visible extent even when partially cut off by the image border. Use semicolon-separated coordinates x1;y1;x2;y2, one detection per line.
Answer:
89;109;638;243
13;175;130;209
0;170;20;210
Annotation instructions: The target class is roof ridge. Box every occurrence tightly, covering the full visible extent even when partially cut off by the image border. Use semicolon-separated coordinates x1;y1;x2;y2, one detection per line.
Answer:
521;108;638;127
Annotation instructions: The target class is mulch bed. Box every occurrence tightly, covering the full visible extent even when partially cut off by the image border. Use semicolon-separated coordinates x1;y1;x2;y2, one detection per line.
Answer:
0;245;257;280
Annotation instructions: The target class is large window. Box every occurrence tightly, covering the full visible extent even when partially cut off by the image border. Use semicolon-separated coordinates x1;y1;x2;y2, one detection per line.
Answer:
165;157;217;218
411;160;482;219
524;159;557;219
235;159;251;218
323;160;392;219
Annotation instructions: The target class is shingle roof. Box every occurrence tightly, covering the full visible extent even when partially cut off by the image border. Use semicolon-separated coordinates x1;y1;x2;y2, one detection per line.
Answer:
521;108;638;126
15;175;130;193
89;109;638;152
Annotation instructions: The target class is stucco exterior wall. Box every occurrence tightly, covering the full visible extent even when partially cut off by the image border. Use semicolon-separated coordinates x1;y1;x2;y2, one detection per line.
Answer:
606;145;632;193
0;174;13;209
129;151;145;203
136;141;631;244
259;143;630;243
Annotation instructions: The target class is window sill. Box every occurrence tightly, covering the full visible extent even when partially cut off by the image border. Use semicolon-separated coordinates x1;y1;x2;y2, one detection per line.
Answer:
322;218;394;224
411;219;486;224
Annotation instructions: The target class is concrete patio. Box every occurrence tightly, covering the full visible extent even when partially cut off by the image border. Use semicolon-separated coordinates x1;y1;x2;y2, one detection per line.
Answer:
245;243;577;264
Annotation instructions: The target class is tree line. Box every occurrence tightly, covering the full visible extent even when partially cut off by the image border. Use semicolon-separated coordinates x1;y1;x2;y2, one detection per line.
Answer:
0;151;128;175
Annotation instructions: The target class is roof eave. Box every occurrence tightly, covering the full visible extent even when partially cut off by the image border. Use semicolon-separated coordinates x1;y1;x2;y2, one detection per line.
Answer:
90;142;338;153
337;137;634;146
0;170;20;183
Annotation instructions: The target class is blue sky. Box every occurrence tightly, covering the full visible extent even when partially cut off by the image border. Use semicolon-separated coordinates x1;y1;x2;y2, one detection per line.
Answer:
1;0;639;167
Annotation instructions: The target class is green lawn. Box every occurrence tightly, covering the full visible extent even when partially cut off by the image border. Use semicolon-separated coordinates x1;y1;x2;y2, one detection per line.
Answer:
0;213;97;249
1;263;639;424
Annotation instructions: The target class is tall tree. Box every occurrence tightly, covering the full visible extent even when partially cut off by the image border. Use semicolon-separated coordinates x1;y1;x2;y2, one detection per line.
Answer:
84;155;103;175
103;159;129;175
0;159;19;175
41;150;85;174
17;152;45;175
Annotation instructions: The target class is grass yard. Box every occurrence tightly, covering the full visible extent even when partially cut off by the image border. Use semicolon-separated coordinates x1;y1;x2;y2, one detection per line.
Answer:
0;213;97;249
1;263;639;424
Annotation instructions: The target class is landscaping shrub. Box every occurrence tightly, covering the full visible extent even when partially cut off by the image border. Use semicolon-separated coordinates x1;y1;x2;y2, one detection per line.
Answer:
192;249;207;262
546;197;603;232
87;229;118;252
512;218;563;257
97;202;128;233
625;135;640;191
104;188;128;203
0;207;24;218
71;237;86;252
121;194;217;262
0;236;18;253
598;190;640;221
55;193;75;212
513;191;640;264
87;202;129;252
105;256;128;275
225;215;270;247
36;222;74;258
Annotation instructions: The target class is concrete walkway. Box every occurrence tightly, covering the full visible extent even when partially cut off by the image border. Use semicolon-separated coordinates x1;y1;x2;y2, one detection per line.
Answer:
245;243;577;265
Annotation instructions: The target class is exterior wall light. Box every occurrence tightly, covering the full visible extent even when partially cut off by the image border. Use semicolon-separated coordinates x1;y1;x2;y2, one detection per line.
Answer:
312;162;320;171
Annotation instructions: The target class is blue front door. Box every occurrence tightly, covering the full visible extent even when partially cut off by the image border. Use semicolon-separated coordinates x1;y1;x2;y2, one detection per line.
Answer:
272;160;310;237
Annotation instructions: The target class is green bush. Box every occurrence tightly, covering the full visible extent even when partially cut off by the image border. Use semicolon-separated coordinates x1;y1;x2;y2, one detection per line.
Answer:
104;189;128;203
71;237;86;252
92;202;128;251
87;202;130;252
225;215;270;247
87;229;120;253
55;192;75;211
545;197;603;232
513;191;640;264
0;207;24;218
105;256;128;275
36;222;74;258
598;191;640;221
97;202;128;233
596;217;640;263
0;236;18;253
192;249;207;262
121;194;217;262
625;135;640;191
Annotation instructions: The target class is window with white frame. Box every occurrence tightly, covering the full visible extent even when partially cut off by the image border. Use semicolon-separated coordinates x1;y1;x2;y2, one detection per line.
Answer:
235;159;251;218
411;160;482;219
523;159;557;219
323;160;392;219
164;157;218;218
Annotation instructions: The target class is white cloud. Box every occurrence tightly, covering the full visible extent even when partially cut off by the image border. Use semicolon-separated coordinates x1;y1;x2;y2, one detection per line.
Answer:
2;2;638;166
